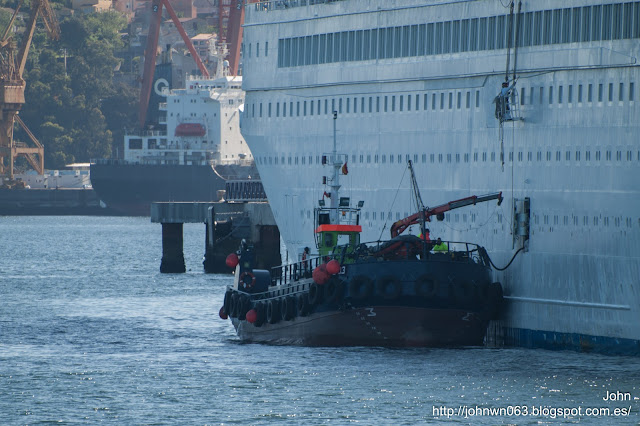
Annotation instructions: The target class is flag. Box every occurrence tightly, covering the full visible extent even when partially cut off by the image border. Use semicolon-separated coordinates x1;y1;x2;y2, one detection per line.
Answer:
323;191;331;198
341;162;348;175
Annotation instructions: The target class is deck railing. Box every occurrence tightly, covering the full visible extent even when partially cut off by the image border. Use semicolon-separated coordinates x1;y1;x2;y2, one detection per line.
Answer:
250;0;347;12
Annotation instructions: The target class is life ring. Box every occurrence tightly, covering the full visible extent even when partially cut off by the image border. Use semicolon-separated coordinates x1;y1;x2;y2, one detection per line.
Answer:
239;271;256;291
267;299;280;324
376;276;403;299
281;296;295;321
325;277;345;303
348;275;373;300
308;283;323;305
297;293;309;316
414;275;438;298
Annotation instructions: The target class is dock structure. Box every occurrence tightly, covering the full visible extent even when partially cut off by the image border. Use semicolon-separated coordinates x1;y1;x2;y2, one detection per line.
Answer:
151;201;280;274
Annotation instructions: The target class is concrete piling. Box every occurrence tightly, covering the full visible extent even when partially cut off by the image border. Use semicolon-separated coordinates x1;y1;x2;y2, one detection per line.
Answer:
160;223;186;273
151;201;280;274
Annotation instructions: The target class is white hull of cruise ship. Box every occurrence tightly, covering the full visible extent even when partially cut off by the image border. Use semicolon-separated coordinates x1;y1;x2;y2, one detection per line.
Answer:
240;0;640;353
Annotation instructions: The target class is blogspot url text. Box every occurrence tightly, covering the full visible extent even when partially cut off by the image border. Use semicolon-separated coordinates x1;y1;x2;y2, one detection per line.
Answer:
433;405;632;419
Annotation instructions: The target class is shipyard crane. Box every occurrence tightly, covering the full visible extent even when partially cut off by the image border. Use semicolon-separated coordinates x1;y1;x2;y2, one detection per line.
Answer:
389;161;503;238
138;0;210;128
0;0;59;180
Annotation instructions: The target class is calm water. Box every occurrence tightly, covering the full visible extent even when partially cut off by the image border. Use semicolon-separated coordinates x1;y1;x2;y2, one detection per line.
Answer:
1;216;639;425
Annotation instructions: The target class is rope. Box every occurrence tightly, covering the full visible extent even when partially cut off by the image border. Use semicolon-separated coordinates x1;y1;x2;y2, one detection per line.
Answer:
378;164;409;241
487;246;524;271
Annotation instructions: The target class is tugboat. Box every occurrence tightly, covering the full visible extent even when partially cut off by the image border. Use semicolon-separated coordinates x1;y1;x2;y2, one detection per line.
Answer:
219;113;505;347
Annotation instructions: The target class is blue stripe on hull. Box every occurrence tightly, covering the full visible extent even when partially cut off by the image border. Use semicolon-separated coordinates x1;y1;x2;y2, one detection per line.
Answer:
504;328;640;356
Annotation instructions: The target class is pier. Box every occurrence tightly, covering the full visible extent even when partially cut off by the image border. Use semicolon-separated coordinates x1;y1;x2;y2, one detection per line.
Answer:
151;201;280;274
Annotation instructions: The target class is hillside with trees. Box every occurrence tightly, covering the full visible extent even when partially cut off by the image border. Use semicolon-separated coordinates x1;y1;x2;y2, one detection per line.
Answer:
7;5;139;169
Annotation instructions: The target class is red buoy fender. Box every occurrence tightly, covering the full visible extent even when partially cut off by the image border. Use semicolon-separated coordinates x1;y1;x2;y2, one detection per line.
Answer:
219;306;228;320
239;271;256;290
326;259;340;275
226;253;239;268
245;309;257;323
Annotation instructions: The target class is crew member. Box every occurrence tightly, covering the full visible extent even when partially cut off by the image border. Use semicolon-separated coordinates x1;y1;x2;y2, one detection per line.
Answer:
418;228;431;242
432;238;448;253
302;247;311;277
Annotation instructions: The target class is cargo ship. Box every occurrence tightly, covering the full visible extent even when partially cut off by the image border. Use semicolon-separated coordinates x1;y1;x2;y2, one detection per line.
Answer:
90;74;262;216
239;0;640;354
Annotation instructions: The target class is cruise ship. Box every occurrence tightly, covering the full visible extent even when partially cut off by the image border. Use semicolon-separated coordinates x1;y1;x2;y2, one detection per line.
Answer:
239;0;640;354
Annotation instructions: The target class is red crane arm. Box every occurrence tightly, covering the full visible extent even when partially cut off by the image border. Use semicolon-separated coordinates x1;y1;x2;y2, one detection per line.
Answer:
138;0;210;128
390;192;503;238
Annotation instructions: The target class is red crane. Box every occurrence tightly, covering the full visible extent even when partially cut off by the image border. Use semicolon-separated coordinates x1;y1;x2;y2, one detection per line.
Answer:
138;0;210;128
390;192;504;238
389;161;503;238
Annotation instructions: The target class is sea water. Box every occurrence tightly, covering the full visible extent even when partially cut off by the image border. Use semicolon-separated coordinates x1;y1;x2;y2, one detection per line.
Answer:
1;216;639;424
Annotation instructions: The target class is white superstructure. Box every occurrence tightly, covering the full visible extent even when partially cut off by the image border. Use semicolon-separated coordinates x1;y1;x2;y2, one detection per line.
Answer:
240;0;640;352
124;75;252;166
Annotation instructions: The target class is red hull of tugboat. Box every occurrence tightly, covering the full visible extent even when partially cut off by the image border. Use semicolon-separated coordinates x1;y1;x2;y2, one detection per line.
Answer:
233;306;489;347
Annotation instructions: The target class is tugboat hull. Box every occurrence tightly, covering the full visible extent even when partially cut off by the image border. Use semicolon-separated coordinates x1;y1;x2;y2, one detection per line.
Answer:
233;306;490;347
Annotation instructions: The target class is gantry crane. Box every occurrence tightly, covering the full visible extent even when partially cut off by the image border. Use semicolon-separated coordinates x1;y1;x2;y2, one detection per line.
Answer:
0;0;60;180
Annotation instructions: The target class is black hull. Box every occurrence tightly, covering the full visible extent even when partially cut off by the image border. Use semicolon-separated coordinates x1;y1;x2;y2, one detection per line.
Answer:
90;162;255;216
222;256;502;347
233;306;490;347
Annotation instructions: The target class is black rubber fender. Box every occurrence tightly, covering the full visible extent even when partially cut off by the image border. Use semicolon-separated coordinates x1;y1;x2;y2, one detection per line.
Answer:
414;275;438;298
348;275;374;300
376;276;403;299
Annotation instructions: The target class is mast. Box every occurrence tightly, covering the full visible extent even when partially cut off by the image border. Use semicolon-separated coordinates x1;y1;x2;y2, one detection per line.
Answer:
329;111;341;223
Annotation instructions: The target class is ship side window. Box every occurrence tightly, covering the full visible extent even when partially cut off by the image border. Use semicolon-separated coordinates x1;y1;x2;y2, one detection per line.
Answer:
588;84;593;102
423;93;428;110
630;82;635;101
268;103;272;117
276;103;279;117
548;86;553;104
464;153;469;163
290;102;293;117
391;96;396;112
256;42;259;58
568;85;573;103
608;83;614;102
390;154;394;164
618;83;624;101
598;84;603;102
440;93;445;110
359;154;364;163
396;154;401;163
346;98;350;113
422;154;427;163
297;102;300;116
310;100;314;116
438;154;443;163
265;41;268;57
448;93;453;109
558;86;563;103
520;88;525;105
332;99;335;113
466;91;470;108
376;97;380;113
475;91;480;108
339;98;343;113
457;92;461;109
399;95;403;112
259;103;263;117
556;151;561;161
360;97;364;113
283;102;287;117
491;152;496;162
382;154;386;164
325;99;328;114
374;154;378;163
366;155;371;164
304;101;307;116
369;97;373;113
578;85;583;103
416;94;420;111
